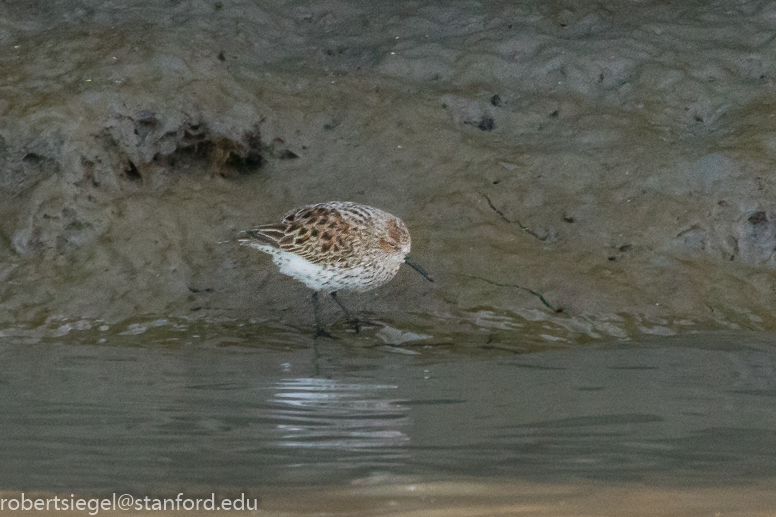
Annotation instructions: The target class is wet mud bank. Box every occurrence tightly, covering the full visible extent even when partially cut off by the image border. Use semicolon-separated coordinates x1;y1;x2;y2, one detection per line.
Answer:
2;0;776;343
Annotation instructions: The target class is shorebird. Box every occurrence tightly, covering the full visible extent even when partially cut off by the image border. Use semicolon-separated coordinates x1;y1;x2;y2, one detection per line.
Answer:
240;201;432;336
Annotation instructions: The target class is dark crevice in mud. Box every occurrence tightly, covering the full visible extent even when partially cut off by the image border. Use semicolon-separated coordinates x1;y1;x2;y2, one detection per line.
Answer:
482;194;554;242
148;120;266;179
462;274;558;311
748;211;767;225
124;160;141;181
22;152;42;164
103;113;304;183
464;116;495;131
1;143;61;197
484;193;510;223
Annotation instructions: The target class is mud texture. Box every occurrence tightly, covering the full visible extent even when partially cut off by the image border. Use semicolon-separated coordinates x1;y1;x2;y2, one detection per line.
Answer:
2;0;776;343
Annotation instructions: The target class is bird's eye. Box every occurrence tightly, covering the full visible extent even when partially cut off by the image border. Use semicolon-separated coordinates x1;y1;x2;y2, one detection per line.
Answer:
379;238;399;253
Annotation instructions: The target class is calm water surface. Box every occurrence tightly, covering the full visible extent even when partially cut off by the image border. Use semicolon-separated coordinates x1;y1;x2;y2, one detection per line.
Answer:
1;322;775;493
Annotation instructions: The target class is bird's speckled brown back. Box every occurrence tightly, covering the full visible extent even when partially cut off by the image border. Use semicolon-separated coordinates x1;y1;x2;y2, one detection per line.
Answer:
243;202;411;271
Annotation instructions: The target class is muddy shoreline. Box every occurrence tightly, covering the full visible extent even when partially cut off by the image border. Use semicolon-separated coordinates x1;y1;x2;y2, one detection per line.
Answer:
2;1;776;342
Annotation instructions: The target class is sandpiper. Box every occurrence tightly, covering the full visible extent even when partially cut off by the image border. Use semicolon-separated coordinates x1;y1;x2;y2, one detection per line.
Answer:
240;201;432;336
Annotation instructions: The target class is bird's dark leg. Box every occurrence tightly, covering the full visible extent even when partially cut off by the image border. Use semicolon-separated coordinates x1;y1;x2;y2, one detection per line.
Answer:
329;291;360;334
312;291;334;339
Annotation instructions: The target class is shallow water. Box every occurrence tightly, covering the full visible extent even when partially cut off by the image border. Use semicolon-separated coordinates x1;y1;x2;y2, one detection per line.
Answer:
2;322;775;495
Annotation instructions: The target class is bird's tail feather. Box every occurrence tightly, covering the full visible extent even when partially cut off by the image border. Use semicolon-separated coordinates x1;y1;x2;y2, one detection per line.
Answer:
239;224;286;248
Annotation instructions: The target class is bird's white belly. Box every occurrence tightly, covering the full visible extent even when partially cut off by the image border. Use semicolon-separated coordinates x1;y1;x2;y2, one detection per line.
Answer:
270;249;392;292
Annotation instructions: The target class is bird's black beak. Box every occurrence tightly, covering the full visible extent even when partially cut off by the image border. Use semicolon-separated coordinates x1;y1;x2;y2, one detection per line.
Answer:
404;255;434;282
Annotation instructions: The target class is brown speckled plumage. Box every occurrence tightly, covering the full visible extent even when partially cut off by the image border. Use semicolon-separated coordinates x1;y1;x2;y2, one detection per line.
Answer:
239;201;432;336
240;202;414;292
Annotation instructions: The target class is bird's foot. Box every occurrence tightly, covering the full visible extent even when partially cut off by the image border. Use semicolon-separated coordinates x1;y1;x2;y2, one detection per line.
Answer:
315;327;337;339
347;317;382;333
